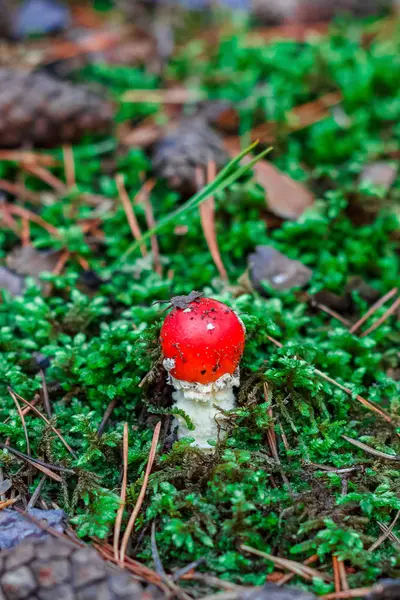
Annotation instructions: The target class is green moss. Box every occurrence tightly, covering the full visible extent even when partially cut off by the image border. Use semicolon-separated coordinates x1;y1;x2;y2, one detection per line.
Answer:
0;14;399;594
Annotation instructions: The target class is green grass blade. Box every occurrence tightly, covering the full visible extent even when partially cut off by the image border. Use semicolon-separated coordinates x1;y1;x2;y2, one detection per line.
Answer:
115;144;272;267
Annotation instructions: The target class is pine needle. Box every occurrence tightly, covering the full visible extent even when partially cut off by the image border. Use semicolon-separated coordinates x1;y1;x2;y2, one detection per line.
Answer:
116;173;147;257
119;421;161;563
350;287;398;333
198;161;228;281
113;423;129;561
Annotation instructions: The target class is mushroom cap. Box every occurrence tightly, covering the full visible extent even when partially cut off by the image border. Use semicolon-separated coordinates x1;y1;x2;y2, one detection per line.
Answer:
160;297;245;384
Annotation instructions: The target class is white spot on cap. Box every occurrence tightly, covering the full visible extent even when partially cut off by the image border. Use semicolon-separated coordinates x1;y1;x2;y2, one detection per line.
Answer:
183;308;192;313
163;358;176;371
207;323;215;330
272;273;289;284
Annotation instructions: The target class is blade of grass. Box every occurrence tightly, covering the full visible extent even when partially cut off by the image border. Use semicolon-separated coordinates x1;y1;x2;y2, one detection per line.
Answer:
115;144;271;266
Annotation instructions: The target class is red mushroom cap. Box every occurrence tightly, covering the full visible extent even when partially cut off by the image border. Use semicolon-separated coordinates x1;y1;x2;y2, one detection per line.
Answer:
160;297;245;384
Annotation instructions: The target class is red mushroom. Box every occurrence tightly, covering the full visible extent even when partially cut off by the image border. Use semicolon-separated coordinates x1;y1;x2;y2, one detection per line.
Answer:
160;294;245;448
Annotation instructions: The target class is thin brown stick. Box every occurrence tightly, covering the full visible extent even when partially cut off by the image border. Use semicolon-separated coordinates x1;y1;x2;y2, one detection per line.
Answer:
114;423;129;561
369;510;400;552
9;389;30;457
94;541;166;588
40;370;52;419
21;217;30;246
22;163;66;192
3;203;59;236
198;163;228;281
15;507;83;546
360;296;400;338
0;443;63;482
349;287;398;333
337;559;349;591
10;388;77;458
0;151;58;166
332;556;341;594
321;588;372;599
27;475;46;510
0;497;20;510
119;421;161;563
314;302;351;326
140;179;162;275
241;545;332;582
51;249;70;275
63;146;76;188
277;554;318;585
116;174;147;257
0;180;44;203
265;335;394;425
97;398;118;436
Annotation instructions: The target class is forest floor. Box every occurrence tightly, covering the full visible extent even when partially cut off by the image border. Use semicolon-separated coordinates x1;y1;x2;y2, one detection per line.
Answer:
0;3;399;599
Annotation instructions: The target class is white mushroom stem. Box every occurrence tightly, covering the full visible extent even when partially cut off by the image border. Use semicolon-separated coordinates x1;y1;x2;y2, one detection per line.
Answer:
163;360;240;448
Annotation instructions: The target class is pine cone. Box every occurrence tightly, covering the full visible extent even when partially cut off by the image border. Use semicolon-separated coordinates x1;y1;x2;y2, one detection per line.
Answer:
152;118;228;194
252;0;393;23
0;536;146;600
0;69;114;147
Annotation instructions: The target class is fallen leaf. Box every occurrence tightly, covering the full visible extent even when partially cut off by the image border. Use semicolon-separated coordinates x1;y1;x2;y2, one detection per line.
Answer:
0;267;25;296
248;246;312;294
120;122;163;148
359;161;398;190
254;161;315;220
224;138;314;219
6;245;63;279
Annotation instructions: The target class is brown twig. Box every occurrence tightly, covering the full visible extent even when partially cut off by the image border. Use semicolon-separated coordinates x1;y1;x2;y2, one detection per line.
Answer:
94;540;165;588
369;510;400;552
97;398;118;437
277;554;318;585
2;203;59;236
321;588;372;599
139;179;162;275
114;423;129;561
21;217;30;246
10;388;77;458
198;163;228;281
40;370;52;419
0;150;58;166
27;474;47;510
15;507;83;546
0;443;67;483
119;421;161;563
116;174;147;257
63;146;76;188
349;287;398;333
0;180;43;203
241;545;332;582
314;302;351;326
333;556;341;594
342;435;400;461
360;296;400;338
9;389;30;457
337;559;349;591
265;335;394;425
51;249;70;275
22;163;66;192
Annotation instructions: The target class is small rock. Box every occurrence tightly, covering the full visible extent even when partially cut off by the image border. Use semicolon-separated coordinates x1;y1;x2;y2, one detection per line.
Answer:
0;266;25;296
359;162;398;191
367;578;400;599
242;582;316;600
248;246;312;294
15;0;70;38
0;509;65;550
6;245;62;282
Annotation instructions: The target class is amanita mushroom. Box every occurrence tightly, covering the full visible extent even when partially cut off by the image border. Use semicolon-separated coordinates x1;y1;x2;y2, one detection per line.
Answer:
160;293;245;448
